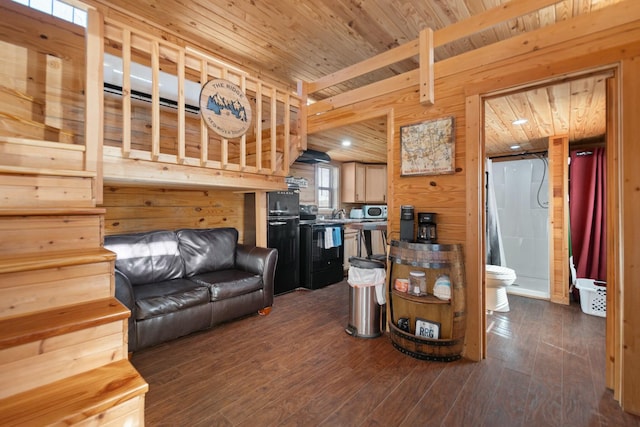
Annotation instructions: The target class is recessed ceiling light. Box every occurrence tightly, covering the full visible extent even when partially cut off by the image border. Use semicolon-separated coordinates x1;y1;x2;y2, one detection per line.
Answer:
341;140;352;147
512;118;528;125
510;144;521;150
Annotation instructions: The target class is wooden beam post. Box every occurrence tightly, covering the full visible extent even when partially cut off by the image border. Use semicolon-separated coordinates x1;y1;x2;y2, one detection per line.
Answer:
420;28;434;106
548;135;569;305
85;8;104;204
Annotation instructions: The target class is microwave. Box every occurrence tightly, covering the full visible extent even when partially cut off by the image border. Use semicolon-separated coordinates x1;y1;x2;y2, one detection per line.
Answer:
363;205;387;219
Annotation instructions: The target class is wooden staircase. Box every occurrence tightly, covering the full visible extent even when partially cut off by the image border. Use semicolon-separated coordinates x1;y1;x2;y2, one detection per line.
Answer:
0;3;148;423
0;177;148;425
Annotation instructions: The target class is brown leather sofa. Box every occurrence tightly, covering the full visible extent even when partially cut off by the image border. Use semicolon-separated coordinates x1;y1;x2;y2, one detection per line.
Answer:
104;227;277;352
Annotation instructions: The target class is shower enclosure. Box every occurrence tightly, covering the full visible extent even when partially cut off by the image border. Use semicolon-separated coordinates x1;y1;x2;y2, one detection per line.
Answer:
490;156;550;299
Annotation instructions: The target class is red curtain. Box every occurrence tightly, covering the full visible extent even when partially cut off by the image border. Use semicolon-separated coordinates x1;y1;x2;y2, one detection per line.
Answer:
569;147;606;282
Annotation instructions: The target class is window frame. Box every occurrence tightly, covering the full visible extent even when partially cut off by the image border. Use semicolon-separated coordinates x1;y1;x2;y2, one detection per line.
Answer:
316;163;339;211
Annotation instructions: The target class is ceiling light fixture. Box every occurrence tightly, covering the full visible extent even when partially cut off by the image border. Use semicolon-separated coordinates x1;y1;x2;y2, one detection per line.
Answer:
512;118;528;125
510;144;521;150
341;140;352;147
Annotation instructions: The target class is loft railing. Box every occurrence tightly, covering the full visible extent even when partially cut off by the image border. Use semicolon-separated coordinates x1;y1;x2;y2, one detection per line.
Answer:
100;16;304;179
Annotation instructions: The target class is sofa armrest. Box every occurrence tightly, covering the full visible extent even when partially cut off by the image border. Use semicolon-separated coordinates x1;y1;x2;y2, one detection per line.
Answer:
236;244;278;307
114;268;138;352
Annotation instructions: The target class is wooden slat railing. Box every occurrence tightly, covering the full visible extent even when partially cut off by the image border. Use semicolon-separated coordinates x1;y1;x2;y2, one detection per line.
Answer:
102;18;304;178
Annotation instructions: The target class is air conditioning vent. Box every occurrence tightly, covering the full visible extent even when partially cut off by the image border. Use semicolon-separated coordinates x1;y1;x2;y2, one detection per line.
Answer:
103;53;201;113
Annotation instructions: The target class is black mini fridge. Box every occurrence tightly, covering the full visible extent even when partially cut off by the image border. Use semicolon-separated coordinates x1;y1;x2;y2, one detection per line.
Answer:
266;190;300;294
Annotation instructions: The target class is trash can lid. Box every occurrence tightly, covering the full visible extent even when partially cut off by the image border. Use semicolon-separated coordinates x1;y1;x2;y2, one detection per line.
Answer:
348;256;385;269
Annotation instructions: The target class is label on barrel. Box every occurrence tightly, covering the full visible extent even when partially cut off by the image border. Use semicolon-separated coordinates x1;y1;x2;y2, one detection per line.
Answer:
415;318;440;339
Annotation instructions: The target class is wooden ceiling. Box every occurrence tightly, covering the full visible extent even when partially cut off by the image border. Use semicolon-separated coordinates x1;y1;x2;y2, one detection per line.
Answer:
93;0;616;163
484;74;607;158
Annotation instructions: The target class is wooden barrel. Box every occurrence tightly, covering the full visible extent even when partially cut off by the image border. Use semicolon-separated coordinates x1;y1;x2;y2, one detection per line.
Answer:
387;240;465;362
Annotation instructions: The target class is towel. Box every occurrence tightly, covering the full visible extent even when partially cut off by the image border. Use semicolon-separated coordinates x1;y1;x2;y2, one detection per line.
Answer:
332;227;342;246
324;227;334;248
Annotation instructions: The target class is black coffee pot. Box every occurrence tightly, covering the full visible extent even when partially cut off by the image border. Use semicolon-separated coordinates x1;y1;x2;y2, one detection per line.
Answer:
416;212;437;243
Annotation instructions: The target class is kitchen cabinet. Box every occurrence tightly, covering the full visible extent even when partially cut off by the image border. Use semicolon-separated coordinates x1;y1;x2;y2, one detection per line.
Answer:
341;162;386;203
364;164;387;203
387;240;466;361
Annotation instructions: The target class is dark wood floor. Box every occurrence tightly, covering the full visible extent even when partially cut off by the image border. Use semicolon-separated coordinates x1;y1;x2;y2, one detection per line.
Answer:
131;280;640;426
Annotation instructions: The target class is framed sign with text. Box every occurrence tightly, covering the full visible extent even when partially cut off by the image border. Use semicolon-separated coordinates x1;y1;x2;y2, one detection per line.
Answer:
199;78;252;138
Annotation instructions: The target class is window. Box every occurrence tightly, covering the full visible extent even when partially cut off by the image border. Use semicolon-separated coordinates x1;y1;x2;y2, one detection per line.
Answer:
316;164;338;209
12;0;87;27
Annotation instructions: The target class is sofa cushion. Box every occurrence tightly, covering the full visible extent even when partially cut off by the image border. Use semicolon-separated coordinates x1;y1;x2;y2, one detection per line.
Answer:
105;230;185;285
190;270;262;301
176;228;238;276
133;278;210;321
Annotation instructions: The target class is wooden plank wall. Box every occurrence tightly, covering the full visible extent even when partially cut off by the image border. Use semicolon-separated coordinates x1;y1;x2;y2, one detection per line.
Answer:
306;2;640;413
620;54;640;415
288;163;316;204
0;5;86;144
101;186;246;241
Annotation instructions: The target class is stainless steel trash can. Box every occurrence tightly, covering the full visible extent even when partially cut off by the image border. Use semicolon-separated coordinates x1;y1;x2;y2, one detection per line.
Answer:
345;257;386;338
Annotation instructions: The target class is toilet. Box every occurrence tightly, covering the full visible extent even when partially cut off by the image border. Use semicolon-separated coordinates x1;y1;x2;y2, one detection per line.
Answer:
485;265;517;312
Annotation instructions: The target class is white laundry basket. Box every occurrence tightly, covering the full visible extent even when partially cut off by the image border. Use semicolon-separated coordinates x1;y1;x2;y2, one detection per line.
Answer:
575;278;606;318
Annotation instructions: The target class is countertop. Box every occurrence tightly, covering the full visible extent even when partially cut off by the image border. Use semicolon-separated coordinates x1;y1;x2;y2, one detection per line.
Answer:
316;218;387;225
343;221;387;231
314;218;387;229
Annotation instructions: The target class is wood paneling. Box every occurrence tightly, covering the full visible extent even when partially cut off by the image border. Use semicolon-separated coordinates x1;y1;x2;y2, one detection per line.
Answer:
289;163;316;204
304;2;640;412
0;259;112;319
85;0;620;164
0;4;86;145
548;135;570;305
0;3;146;421
485;77;607;157
4;0;640;416
0;212;104;256
605;74;619;394
621;55;640;415
0;359;148;426
101;185;246;239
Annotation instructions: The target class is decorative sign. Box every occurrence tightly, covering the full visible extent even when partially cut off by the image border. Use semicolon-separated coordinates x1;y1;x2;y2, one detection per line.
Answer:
400;116;455;176
415;318;440;339
199;79;252;138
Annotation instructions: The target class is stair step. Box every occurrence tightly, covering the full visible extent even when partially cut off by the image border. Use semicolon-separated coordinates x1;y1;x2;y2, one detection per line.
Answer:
0;359;148;426
0;165;95;177
0;297;128;350
0;172;95;209
0;247;115;275
0;212;104;257
0;298;131;399
0;208;106;217
0;248;117;319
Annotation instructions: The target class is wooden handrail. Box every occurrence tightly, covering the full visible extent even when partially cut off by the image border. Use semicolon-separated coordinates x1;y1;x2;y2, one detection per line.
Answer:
100;16;304;178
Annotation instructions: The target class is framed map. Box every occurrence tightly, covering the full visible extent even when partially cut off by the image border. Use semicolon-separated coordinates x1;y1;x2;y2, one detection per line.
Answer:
400;117;455;176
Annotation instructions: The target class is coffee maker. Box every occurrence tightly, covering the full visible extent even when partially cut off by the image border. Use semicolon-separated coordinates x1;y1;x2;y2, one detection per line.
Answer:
416;212;437;244
400;205;414;242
